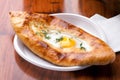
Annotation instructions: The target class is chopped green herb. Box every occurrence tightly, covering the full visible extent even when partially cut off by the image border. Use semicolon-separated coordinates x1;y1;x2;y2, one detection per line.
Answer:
45;35;51;39
56;37;63;42
80;43;82;46
40;30;51;39
80;43;86;50
41;30;47;35
80;47;86;50
35;32;42;36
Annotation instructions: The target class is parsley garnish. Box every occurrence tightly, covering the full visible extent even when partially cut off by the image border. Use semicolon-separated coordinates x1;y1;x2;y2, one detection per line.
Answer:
42;30;51;39
56;37;63;42
36;30;51;40
35;32;42;36
41;30;47;35
80;43;86;50
45;35;51;39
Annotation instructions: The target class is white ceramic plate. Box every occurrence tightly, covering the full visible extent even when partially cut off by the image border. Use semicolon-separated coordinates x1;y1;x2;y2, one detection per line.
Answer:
14;13;107;71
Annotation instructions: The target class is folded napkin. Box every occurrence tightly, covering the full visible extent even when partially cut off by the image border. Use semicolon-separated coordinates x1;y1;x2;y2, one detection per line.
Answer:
90;14;120;52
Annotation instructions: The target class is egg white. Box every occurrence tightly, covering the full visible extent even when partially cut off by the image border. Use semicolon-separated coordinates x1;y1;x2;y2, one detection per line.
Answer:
43;30;91;51
30;24;91;51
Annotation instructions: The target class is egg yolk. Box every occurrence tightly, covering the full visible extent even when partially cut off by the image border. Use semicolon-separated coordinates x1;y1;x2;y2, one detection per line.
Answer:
60;37;76;48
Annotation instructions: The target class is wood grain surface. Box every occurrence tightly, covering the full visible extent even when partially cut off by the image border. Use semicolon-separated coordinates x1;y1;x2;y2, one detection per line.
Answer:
0;0;120;80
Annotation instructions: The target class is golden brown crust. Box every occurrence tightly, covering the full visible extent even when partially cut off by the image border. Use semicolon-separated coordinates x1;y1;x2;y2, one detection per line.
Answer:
10;11;116;66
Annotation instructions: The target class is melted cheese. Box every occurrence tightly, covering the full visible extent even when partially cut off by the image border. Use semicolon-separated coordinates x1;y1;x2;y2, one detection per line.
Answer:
31;25;92;52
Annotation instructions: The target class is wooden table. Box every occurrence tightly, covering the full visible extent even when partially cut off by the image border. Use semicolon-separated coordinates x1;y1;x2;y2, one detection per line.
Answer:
0;0;120;80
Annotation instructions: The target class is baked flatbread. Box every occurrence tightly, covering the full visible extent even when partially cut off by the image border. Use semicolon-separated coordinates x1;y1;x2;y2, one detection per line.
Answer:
10;11;115;66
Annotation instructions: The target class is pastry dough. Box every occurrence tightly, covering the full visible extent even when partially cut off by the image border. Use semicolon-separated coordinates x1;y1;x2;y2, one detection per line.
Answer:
10;11;115;66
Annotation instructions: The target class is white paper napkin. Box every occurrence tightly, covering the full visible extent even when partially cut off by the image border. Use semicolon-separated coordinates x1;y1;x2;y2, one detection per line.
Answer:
90;14;120;52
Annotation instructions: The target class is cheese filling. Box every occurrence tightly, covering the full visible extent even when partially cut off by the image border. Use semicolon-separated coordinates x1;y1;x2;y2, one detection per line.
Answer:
30;22;91;52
